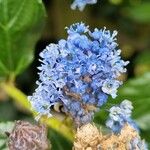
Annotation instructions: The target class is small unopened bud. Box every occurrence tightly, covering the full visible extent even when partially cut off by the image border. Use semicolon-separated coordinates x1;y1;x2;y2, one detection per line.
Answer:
73;123;101;150
8;120;50;150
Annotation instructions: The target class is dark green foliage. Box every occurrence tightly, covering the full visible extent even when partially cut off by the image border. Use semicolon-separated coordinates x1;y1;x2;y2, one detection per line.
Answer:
0;0;46;79
0;122;14;150
126;2;150;23
48;128;72;150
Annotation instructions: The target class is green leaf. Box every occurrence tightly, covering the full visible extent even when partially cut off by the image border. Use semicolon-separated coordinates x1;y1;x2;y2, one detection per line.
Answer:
125;2;150;23
0;101;17;121
0;121;14;150
0;121;14;137
0;138;8;150
0;0;46;79
134;51;150;76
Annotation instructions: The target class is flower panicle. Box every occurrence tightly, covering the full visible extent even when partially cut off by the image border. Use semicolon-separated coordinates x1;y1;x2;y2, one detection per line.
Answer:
28;22;128;126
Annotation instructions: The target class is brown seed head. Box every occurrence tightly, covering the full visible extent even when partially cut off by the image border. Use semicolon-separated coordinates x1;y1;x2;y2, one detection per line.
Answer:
73;123;146;150
8;120;50;150
73;123;101;150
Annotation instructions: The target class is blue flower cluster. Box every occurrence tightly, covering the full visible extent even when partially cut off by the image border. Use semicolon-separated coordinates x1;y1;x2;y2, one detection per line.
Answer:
106;100;138;133
71;0;97;11
29;23;128;125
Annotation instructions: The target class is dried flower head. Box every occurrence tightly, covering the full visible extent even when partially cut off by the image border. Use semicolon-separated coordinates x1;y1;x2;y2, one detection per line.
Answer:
71;0;97;11
73;123;101;150
28;22;128;125
73;123;147;150
8;121;50;150
99;124;147;150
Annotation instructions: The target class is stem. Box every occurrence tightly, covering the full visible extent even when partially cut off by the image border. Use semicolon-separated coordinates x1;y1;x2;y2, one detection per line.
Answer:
0;82;74;141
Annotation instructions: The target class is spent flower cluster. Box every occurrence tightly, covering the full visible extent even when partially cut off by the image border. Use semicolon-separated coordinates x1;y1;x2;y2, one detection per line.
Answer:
73;101;147;150
8;121;50;150
73;122;147;150
29;22;129;125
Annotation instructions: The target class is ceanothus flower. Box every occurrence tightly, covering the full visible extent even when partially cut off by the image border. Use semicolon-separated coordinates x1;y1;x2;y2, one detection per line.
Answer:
106;100;138;133
28;22;128;126
71;0;97;11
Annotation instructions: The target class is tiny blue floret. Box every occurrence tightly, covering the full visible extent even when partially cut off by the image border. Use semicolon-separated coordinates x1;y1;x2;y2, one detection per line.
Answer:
71;0;97;11
106;100;138;133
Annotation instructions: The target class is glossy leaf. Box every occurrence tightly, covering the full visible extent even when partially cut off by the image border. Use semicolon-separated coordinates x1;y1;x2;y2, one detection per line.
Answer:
0;0;46;79
0;121;14;137
0;121;14;150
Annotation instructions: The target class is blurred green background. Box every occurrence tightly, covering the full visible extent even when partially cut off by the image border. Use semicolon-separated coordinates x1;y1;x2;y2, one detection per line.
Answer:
0;0;150;149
